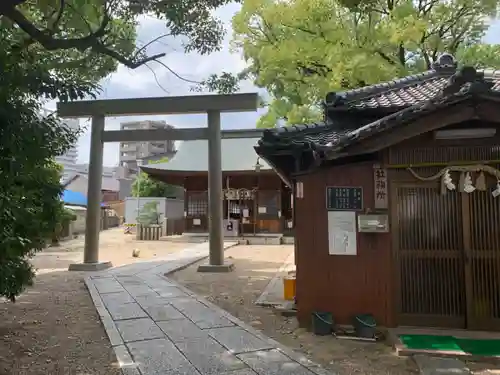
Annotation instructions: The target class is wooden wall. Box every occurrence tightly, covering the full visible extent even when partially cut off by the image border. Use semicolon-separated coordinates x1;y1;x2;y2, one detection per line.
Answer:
293;120;500;328
294;163;394;327
184;173;282;191
102;190;119;203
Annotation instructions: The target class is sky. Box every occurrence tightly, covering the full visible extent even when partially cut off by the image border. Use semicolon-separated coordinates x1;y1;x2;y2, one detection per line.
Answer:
50;4;500;167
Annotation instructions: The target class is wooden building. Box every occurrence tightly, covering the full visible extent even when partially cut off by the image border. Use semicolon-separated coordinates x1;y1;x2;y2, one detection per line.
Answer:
142;137;293;238
256;54;500;330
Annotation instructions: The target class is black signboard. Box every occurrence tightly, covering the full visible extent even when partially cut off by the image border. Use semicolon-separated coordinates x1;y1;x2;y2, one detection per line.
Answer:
326;187;363;211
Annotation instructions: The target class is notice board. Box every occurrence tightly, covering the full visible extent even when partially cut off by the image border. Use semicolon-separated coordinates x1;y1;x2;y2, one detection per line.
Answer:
326;187;363;211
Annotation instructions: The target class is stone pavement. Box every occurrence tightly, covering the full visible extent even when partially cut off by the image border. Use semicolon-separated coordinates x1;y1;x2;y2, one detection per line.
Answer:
85;242;335;375
413;355;471;375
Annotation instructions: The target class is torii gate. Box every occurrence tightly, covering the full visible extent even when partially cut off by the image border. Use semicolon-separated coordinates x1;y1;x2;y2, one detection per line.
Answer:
57;93;261;272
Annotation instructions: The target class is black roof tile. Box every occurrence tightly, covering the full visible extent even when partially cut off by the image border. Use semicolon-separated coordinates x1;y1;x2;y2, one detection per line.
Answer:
260;122;350;148
328;68;500;110
257;65;500;158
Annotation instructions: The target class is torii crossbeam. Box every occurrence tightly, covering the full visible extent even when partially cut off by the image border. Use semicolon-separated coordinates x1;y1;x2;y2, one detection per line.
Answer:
57;93;260;272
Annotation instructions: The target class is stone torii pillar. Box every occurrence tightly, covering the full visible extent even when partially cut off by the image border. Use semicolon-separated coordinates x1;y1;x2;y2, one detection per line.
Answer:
68;115;109;271
57;94;260;272
196;110;228;272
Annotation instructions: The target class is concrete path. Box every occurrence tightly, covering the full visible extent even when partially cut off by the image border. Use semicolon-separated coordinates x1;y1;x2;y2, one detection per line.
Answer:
255;251;295;307
85;242;334;375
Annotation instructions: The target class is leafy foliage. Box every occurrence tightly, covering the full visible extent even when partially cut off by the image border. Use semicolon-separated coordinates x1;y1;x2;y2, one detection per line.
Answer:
51;205;78;246
136;201;162;226
228;0;500;127
1;0;236;85
131;158;179;198
0;18;98;300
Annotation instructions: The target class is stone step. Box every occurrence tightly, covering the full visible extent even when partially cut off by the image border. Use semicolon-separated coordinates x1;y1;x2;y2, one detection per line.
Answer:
413;354;471;375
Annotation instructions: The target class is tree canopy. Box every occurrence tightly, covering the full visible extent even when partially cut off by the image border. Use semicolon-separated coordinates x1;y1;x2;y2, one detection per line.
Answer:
0;0;239;90
230;0;500;127
0;29;92;300
132;158;178;198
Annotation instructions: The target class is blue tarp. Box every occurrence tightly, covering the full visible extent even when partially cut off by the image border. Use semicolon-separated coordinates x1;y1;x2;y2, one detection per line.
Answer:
62;190;107;207
62;190;87;206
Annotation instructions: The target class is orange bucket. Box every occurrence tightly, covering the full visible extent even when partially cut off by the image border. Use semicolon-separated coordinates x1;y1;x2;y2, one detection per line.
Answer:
283;276;296;301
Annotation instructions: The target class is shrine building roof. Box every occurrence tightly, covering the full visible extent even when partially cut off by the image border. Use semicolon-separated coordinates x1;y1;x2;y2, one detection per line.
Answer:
256;55;500;160
142;137;271;175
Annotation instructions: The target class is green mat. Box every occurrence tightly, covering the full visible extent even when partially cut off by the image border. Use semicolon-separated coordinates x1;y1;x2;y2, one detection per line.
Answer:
399;334;500;356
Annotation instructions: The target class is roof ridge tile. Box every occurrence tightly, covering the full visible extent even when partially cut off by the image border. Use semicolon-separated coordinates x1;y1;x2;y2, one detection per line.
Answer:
327;70;444;106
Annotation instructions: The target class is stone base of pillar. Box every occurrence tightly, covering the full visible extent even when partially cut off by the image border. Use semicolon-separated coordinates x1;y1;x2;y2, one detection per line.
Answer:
68;261;113;271
197;262;235;273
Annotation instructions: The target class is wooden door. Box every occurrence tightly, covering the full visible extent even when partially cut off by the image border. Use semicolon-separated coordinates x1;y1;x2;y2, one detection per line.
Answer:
464;191;500;330
394;184;466;328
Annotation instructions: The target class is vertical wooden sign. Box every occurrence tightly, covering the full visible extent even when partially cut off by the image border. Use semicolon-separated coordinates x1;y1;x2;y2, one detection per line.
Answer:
374;166;388;209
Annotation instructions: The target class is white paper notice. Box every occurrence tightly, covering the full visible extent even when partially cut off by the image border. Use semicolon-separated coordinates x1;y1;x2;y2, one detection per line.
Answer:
193;218;201;226
328;211;357;255
258;206;267;214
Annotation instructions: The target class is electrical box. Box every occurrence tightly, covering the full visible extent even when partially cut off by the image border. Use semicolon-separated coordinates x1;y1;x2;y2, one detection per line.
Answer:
357;214;389;233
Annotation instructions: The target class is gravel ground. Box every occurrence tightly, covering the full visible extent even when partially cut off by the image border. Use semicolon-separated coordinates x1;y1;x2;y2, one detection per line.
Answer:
170;244;418;375
0;228;189;375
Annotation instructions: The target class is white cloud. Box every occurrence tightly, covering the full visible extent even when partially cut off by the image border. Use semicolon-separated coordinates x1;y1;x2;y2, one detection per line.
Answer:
485;20;500;44
76;3;261;167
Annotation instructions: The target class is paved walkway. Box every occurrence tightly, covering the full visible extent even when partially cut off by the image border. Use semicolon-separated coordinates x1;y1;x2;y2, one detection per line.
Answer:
85;242;334;375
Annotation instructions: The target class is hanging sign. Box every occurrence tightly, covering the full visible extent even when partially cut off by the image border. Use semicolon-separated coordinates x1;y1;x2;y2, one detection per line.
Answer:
326;187;363;211
373;167;388;209
223;188;255;200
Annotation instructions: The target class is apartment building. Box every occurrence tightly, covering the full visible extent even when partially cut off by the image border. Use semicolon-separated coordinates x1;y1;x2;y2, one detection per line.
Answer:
118;120;177;198
55;118;80;181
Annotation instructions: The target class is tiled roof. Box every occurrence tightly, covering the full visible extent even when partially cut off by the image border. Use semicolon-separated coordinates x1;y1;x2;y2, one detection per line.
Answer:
327;68;500;110
257;65;500;157
260;122;347;148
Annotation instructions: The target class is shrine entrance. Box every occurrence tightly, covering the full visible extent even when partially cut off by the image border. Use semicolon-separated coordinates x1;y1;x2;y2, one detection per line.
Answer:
393;166;500;330
223;188;256;235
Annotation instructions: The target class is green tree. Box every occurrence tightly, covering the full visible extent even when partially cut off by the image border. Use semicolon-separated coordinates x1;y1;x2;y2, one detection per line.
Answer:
228;0;500;128
137;201;162;226
0;38;95;301
0;0;238;88
132;158;178;198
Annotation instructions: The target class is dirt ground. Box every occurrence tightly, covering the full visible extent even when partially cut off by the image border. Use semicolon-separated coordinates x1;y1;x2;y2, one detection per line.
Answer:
0;228;188;375
170;244;419;375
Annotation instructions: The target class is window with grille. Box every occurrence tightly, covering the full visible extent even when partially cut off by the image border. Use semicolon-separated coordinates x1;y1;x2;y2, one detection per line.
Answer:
257;191;279;215
187;192;208;215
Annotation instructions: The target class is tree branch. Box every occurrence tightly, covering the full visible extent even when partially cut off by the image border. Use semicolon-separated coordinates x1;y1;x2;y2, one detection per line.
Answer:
1;3;166;69
375;50;396;65
134;33;172;58
47;0;65;33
